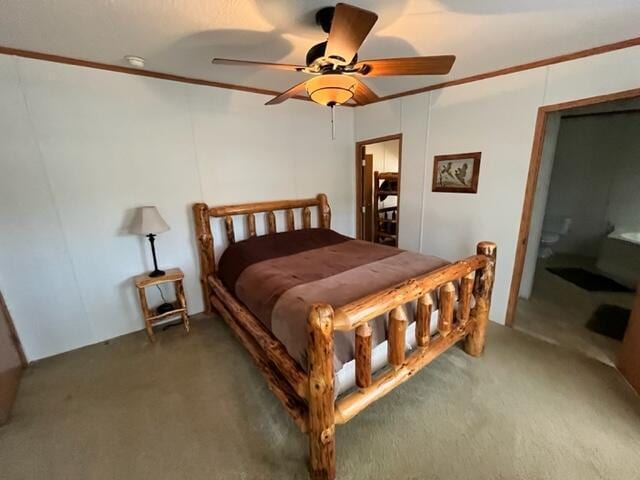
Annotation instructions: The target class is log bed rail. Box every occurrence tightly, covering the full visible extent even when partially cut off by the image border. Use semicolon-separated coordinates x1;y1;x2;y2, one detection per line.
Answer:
193;193;496;480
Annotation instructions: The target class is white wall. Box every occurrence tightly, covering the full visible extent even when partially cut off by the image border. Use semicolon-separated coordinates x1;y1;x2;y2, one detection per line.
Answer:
366;139;400;174
422;70;548;325
0;54;355;361
603;113;640;232
356;45;640;324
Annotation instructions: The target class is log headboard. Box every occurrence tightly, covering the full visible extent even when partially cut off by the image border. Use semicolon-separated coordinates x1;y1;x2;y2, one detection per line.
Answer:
192;193;331;313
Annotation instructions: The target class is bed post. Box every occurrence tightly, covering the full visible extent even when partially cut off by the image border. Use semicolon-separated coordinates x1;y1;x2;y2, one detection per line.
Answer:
193;203;215;314
317;193;331;229
464;241;497;356
307;304;335;480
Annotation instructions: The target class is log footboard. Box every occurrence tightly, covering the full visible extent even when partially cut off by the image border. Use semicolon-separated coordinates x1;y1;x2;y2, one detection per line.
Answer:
192;194;496;480
307;305;336;480
306;241;497;479
465;241;497;356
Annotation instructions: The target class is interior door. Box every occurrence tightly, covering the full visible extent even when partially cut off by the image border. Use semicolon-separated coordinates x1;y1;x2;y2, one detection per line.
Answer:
0;291;25;425
361;153;374;241
617;285;640;394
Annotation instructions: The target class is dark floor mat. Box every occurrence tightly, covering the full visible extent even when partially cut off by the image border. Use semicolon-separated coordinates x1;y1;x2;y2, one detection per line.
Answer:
546;267;633;292
586;304;631;340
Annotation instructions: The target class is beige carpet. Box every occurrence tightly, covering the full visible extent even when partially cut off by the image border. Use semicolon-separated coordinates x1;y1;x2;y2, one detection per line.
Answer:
516;254;633;366
1;316;639;480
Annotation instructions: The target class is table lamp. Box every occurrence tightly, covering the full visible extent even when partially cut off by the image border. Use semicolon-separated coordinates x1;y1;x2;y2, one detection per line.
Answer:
130;206;170;277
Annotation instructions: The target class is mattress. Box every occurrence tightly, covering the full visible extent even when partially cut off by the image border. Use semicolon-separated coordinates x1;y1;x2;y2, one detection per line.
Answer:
217;228;449;375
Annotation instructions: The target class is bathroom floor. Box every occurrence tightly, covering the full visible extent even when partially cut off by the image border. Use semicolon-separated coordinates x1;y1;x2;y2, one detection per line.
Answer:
514;254;635;366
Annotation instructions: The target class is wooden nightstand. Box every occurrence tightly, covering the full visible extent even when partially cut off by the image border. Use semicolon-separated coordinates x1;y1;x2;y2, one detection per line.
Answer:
134;267;190;342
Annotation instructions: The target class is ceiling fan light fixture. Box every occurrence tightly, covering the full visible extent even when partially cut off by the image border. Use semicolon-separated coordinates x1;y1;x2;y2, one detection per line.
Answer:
306;74;356;106
213;4;456;109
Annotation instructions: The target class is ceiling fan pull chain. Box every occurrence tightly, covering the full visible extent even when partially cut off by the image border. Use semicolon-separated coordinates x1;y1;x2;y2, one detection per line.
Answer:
331;105;336;141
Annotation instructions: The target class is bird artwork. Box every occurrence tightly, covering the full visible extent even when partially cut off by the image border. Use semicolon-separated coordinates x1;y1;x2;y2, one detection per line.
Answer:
433;153;481;193
454;163;469;186
438;162;455;186
438;160;470;187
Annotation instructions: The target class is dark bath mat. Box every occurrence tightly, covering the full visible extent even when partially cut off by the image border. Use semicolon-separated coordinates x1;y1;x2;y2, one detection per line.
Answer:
586;304;631;340
546;267;633;292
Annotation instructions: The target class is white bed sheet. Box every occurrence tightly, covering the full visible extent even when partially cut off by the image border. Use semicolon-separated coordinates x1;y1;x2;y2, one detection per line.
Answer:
335;309;441;396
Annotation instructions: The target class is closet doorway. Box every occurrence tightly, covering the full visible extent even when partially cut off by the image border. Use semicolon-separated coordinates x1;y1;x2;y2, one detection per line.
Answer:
355;134;402;246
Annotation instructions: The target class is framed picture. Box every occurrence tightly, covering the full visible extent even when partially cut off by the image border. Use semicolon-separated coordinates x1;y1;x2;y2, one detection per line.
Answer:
432;152;481;193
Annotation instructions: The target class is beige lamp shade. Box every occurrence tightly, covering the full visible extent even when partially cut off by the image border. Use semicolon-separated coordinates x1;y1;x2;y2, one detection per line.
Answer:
306;74;356;106
130;206;170;235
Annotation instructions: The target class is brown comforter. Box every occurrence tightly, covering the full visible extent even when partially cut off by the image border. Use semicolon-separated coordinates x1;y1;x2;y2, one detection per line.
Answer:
218;228;448;371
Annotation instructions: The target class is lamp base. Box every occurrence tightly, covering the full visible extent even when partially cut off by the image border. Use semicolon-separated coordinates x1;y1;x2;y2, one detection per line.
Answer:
149;269;165;278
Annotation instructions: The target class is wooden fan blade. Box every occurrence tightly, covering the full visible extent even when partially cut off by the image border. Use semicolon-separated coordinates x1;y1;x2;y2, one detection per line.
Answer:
351;78;379;106
355;56;456;76
326;3;378;65
213;58;305;72
265;81;308;105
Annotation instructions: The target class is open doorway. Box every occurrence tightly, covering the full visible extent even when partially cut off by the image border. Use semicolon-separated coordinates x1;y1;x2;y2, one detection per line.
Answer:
509;93;640;365
355;134;402;246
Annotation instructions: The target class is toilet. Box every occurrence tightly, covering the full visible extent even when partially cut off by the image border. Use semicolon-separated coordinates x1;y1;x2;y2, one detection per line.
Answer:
539;216;572;258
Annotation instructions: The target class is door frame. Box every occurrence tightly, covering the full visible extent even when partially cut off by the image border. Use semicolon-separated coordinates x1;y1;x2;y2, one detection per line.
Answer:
361;153;374;241
617;284;640;394
0;290;26;425
354;133;403;241
0;291;26;365
505;87;640;327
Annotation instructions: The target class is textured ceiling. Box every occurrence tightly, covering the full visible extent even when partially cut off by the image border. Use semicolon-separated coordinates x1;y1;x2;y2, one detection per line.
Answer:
1;0;639;97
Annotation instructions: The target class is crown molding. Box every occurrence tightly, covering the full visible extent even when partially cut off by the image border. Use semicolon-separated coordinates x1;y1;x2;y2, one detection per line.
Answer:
2;36;639;107
0;45;323;105
371;36;640;104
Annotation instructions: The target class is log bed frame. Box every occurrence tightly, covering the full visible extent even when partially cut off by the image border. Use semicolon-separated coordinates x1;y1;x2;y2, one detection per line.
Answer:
193;193;496;480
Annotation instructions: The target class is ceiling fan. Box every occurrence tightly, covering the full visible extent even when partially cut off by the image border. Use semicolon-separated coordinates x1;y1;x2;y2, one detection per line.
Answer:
212;3;456;108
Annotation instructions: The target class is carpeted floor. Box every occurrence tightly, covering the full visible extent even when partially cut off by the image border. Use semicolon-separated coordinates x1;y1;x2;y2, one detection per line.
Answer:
516;255;634;366
1;316;639;480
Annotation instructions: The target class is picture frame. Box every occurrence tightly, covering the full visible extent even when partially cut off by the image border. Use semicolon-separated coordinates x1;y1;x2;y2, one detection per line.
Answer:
432;152;481;193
